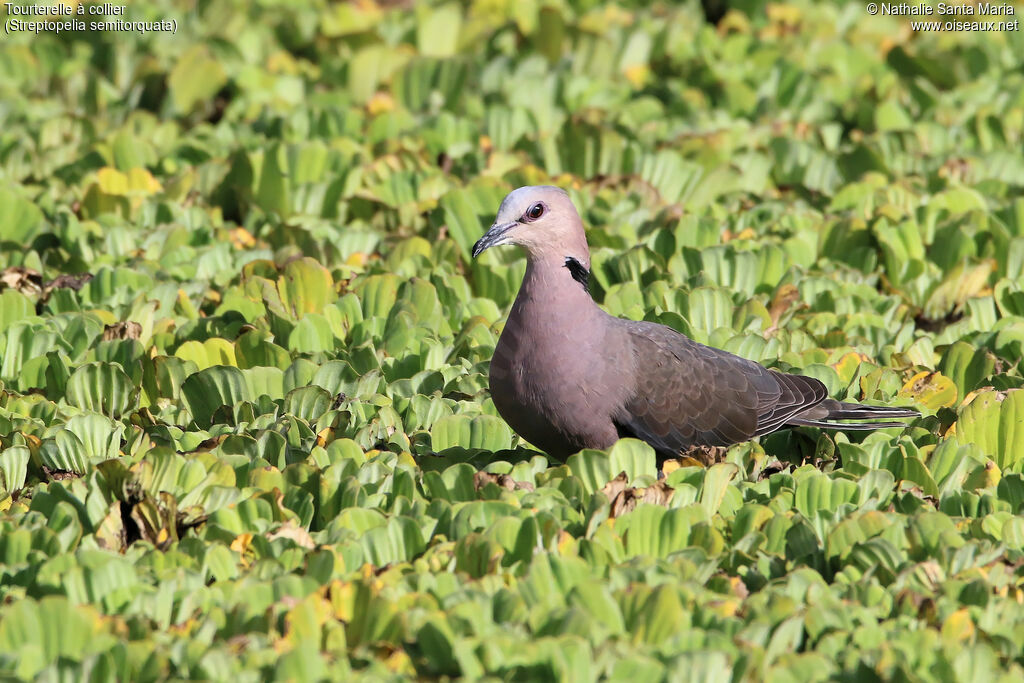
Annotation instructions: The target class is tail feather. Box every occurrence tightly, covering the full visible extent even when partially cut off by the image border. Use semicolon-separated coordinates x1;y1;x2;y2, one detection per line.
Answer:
787;418;912;430
820;404;919;420
788;400;920;431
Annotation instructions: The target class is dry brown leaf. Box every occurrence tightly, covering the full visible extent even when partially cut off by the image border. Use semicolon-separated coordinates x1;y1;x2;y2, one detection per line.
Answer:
639;480;674;506
44;272;93;294
473;470;535;492
601;472;675;518
0;266;43;295
727;575;750;599
609;491;637;518
600;471;630;498
268;522;316;549
679;445;727;467
102;321;142;341
95;502;127;552
765;283;801;336
129;492;178;551
41;465;80;481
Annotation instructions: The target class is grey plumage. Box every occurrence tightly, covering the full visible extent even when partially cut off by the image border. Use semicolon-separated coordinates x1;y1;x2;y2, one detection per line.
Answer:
472;186;919;460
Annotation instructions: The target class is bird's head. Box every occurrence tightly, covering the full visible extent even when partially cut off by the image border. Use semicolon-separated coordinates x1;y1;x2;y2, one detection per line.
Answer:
472;186;590;269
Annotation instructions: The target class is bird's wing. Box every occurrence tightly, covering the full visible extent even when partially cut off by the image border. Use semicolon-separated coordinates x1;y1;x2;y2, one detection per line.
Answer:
616;321;827;453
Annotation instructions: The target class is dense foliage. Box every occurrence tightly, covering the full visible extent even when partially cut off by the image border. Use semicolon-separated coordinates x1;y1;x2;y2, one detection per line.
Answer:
1;0;1023;679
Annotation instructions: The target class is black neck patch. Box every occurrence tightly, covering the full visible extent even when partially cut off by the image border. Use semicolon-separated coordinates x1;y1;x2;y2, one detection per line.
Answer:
564;257;590;293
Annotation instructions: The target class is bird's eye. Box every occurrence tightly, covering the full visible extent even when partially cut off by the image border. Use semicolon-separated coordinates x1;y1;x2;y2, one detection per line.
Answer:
525;203;545;221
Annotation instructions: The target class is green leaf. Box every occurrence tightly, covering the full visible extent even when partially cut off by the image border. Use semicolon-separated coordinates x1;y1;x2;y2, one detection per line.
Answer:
619;504;699;559
875;101;912;131
0;290;35;333
0;445;30;492
360;516;426;566
699;463;739;518
0;187;44;243
181;366;252;428
0;597;105;679
283;386;333;423
65;362;136;418
431;414;512;452
416;3;462;57
940;341;995;401
235;331;291;370
439;184;508;261
567;439;657;493
255;143;290;217
356;273;402;319
957;389;1024;468
168;46;227;114
794;472;859;518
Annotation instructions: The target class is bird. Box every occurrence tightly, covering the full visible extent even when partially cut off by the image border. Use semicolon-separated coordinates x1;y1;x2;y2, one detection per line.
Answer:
471;185;920;461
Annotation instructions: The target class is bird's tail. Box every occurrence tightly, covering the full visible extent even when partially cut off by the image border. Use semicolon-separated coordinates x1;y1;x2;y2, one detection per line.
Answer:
788;400;920;430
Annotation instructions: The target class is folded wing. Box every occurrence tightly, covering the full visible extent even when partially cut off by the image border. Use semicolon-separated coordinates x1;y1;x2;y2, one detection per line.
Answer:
615;321;916;456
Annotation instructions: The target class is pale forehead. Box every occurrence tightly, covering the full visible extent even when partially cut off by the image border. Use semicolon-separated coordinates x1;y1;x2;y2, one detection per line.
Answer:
496;185;568;219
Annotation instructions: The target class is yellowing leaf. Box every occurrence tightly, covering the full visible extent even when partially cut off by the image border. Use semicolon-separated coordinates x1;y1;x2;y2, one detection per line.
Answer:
964;459;1001;491
923;260;994;321
266;50;300;75
229;228;256;249
84;308;118;325
832;351;871;384
723;227;757;242
367;92;395;115
174;338;238;371
322;0;383;37
96;168;128;195
96;167;162;197
329;580;354;622
899;371;957;411
718;10;751;34
707;599;740;618
767;3;801;25
230;533;253;556
623;64;649;87
276;257;336;318
175;289;200;319
557;530;576;555
284;594;332;646
941;608;975;643
129;168;163;194
383;647;415;675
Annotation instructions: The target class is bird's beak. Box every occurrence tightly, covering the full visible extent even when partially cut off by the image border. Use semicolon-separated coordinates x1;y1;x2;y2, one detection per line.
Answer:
472;221;517;258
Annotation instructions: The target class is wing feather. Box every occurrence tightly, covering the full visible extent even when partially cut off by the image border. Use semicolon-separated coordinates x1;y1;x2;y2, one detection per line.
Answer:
616;321;828;455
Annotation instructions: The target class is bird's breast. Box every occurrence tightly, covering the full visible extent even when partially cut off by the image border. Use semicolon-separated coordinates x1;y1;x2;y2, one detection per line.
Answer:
491;303;592;401
488;300;635;455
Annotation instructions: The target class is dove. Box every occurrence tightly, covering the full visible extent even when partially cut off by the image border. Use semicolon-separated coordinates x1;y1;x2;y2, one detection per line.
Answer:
471;185;919;460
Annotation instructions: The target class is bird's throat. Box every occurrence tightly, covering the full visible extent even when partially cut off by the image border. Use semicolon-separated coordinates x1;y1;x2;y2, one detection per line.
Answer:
513;257;599;324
